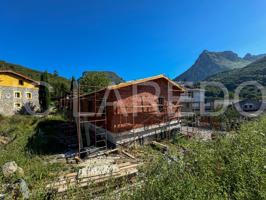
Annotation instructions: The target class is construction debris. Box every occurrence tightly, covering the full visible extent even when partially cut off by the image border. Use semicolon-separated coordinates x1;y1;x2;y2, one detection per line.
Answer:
46;150;142;193
74;156;83;164
104;148;119;155
151;141;169;153
121;150;136;160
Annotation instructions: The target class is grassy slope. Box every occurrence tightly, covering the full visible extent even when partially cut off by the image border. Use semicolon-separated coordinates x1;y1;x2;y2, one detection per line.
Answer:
207;56;266;90
122;116;266;200
1;114;266;199
0;115;69;198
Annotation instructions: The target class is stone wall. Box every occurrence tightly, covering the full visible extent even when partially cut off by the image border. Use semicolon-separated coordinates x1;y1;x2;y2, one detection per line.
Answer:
0;86;40;116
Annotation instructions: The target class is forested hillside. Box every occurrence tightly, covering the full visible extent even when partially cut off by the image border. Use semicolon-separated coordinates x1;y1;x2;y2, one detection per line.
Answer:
0;61;70;86
207;56;266;90
0;60;70;98
81;71;124;84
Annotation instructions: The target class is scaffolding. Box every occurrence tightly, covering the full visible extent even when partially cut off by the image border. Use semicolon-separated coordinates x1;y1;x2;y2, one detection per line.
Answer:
58;84;108;157
59;84;182;156
76;84;108;156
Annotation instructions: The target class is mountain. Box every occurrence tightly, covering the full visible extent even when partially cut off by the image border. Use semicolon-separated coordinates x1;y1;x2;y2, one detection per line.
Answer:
243;53;266;61
174;50;266;82
206;56;266;91
82;71;125;84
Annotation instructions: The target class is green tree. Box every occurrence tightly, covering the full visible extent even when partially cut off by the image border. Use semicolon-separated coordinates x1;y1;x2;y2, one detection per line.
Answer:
79;72;110;93
70;76;76;92
59;82;68;97
39;71;51;112
53;70;58;77
52;81;69;98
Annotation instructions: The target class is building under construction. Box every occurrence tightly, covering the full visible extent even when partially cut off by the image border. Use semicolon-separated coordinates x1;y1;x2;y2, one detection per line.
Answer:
59;74;185;154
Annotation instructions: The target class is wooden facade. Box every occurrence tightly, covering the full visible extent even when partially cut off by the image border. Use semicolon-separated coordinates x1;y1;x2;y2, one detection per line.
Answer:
79;75;184;134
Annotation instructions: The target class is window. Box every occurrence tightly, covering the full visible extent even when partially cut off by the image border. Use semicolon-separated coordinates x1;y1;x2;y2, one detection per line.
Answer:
158;97;164;112
192;102;200;108
26;92;32;99
14;103;22;109
188;92;194;98
14;91;21;98
19;80;24;86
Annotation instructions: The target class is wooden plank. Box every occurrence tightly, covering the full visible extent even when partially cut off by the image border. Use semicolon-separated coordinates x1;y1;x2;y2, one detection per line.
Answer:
121;150;136;159
117;162;133;168
55;168;138;193
119;163;142;170
74;156;83;163
64;172;78;178
104;148;119;155
47;164;139;188
151;141;169;152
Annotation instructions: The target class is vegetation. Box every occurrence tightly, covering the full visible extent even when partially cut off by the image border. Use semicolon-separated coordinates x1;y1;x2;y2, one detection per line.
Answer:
0;115;69;199
206;57;266;100
1;113;266;199
204;105;245;131
70;76;77;92
121;116;266;200
81;71;124;85
79;72;111;93
0;60;70;99
39;71;51;112
206;56;266;99
52;80;69;99
0;60;126;99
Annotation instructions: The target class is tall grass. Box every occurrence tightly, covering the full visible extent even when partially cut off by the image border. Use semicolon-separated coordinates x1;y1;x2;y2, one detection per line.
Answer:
121;116;266;200
1;115;266;199
0;115;67;198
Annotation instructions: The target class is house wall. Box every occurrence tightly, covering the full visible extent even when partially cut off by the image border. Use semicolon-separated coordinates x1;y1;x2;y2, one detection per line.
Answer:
0;73;38;88
81;78;182;133
75;78;183;147
180;89;205;113
0;73;39;115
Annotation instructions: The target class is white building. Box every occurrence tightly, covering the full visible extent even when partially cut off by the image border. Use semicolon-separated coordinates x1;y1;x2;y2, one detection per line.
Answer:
180;88;205;116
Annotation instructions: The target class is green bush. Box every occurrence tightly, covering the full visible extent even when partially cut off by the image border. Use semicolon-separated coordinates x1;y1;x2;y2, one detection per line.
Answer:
123;116;266;200
0;115;66;198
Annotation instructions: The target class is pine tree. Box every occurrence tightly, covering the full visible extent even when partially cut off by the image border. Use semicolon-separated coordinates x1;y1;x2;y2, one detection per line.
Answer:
53;70;58;77
70;76;76;92
39;71;51;112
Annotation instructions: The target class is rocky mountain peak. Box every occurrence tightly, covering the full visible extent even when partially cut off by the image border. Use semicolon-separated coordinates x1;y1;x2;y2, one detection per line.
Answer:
175;50;265;82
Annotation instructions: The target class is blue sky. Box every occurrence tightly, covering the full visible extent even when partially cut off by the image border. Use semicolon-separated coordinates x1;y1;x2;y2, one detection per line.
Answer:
0;0;266;81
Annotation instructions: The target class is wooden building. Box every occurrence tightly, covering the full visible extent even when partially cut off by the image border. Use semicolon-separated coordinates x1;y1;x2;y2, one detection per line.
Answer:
71;74;185;149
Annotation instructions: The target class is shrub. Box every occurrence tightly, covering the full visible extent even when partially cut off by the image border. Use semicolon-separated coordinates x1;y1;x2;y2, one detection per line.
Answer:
123;116;266;200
